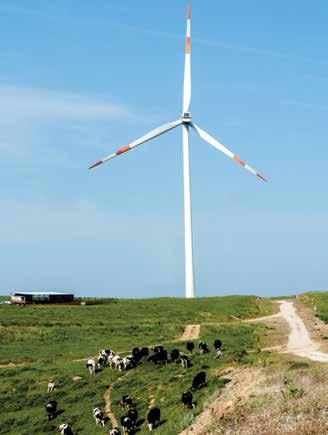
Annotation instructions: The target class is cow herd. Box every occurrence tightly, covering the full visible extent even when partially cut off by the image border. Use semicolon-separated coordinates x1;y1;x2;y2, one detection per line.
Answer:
46;338;223;433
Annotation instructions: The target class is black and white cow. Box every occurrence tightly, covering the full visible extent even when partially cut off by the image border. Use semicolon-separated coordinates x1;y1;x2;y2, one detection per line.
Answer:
58;424;74;435
109;428;121;435
170;349;180;362
198;342;210;354
120;415;134;434
186;342;195;354
97;354;108;369
46;400;57;421
180;355;190;368
127;408;138;426
147;407;161;431
181;391;195;409
122;355;136;371
93;407;105;427
192;372;206;390
120;395;133;409
213;339;222;350
86;358;96;376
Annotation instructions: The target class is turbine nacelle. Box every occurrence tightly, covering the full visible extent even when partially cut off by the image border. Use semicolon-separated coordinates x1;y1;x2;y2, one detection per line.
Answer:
182;112;192;123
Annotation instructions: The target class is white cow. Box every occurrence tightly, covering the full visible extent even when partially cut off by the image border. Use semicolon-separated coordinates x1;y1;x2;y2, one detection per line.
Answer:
86;358;96;376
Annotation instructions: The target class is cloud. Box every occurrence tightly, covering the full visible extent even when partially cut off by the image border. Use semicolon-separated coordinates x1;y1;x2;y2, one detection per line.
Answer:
0;85;129;122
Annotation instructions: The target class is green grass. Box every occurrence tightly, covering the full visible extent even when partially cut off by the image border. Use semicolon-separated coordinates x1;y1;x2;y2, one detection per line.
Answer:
301;291;328;323
0;296;272;435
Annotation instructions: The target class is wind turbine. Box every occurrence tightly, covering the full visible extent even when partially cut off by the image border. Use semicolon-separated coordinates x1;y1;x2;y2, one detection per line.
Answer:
89;1;267;299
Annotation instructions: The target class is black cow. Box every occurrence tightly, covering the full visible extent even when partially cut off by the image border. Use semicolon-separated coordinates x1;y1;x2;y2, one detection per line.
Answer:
148;348;168;365
127;408;138;426
192;372;206;390
170;349;180;362
46;400;57;421
186;342;195;354
198;342;210;354
147;407;161;431
120;395;133;409
132;347;140;363
181;391;195;409
59;424;74;435
140;347;149;359
214;339;222;350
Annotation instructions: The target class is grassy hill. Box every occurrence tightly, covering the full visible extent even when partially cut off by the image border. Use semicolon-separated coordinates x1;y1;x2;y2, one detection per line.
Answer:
0;296;273;435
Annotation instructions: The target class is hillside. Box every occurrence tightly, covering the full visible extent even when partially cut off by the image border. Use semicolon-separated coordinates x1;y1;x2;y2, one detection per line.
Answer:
0;295;272;434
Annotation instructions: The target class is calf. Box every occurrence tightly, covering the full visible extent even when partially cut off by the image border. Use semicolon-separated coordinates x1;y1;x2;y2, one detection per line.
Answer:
186;342;195;354
181;391;195;409
192;372;206;390
170;349;180;362
86;358;96;376
58;424;73;435
214;339;222;350
180;355;190;368
46;400;57;421
198;342;210;354
93;407;105;427
215;348;223;359
120;395;133;409
109;428;121;435
147;407;161;431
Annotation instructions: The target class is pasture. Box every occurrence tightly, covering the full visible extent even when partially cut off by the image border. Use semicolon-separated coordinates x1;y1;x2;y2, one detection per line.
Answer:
0;296;272;434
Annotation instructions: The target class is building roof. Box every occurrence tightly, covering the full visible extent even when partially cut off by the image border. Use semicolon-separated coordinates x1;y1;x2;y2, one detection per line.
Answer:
11;292;74;296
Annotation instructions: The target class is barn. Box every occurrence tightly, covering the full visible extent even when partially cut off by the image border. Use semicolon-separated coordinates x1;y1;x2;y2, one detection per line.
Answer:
10;292;74;305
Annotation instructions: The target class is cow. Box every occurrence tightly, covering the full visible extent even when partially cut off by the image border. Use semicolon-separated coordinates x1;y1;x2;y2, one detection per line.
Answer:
180;355;190;368
120;395;133;409
186;342;195;354
181;391;195;409
152;346;164;354
147;407;161;431
140;347;149;360
215;348;223;359
93;407;105;427
122;355;136;371
86;358;96;376
198;342;210;354
192;372;206;390
170;349;180;362
97;354;108;369
109;428;121;435
108;352;117;369
132;347;140;363
46;400;57;421
120;415;134;433
112;355;124;371
127;408;138;426
214;339;222;350
58;424;74;435
47;379;55;393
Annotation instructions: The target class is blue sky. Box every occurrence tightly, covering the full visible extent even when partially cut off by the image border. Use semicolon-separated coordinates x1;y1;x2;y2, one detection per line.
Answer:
1;0;328;298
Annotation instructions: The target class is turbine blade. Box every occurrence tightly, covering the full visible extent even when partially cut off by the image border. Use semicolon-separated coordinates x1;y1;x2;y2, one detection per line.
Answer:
191;123;268;182
183;0;192;113
89;120;183;169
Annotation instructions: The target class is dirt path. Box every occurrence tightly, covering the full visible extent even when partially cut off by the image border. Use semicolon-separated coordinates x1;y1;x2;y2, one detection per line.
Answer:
178;324;200;341
179;367;264;435
103;384;119;429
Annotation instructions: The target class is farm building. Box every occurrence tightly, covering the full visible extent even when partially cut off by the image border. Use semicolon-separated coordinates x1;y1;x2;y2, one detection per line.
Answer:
10;292;74;305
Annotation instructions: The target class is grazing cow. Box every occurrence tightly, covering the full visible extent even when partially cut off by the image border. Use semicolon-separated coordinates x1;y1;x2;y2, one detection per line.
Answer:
140;347;149;359
158;349;168;365
93;407;105;427
112;355;124;371
152;346;164;354
170;349;180;362
122;355;135;371
120;395;133;409
58;424;73;435
109;428;121;435
192;372;206;390
86;358;96;376
108;352;117;369
186;342;195;354
132;347;140;363
147;407;161;431
181;391;195;409
120;415;134;433
46;400;57;421
127;408;138;426
198;342;210;354
98;354;107;369
180;355;190;368
214;340;222;351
